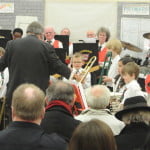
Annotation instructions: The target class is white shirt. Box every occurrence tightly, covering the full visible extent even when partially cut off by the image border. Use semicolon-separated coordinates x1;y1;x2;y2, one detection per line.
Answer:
121;79;145;104
107;55;120;87
46;38;63;48
0;68;9;98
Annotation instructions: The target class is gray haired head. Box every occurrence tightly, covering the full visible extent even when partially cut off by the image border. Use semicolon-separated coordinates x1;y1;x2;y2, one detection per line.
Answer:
85;85;111;109
26;21;44;35
46;80;74;104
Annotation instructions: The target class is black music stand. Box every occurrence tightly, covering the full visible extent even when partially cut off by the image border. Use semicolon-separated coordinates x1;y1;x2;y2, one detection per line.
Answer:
54;35;69;55
0;30;12;48
55;48;66;64
73;43;98;66
73;43;99;85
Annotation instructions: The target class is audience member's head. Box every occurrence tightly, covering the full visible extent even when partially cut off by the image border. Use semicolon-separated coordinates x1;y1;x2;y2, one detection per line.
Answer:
60;28;71;36
12;83;45;124
121;62;139;82
26;21;44;40
97;27;110;44
12;28;23;39
115;96;150;125
44;26;55;41
68;119;116;150
106;39;122;56
46;80;75;106
85;85;111;109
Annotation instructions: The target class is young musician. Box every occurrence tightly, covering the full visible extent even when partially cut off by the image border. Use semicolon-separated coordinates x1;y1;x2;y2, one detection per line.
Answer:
102;39;122;90
121;62;145;104
68;52;91;89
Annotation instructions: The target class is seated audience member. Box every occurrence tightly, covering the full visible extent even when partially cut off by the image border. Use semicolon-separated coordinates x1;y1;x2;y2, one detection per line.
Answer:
102;39;122;89
12;28;23;39
68;119;117;150
121;62;145;104
67;52;91;89
97;27;110;64
115;96;150;150
44;26;63;48
0;47;9;98
60;27;73;56
75;85;125;135
141;130;150;150
41;81;81;142
0;83;67;150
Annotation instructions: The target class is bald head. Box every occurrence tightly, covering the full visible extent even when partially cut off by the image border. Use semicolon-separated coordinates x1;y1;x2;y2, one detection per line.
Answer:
12;83;45;121
44;26;55;41
86;30;96;38
86;85;111;109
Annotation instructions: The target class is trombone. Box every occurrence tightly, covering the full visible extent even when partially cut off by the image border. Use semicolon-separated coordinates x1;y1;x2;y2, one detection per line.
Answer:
79;56;97;83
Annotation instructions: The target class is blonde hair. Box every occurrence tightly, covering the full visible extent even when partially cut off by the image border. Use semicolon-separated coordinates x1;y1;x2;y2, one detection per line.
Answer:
12;83;45;121
122;62;139;79
106;39;122;54
122;110;150;125
0;47;5;56
71;52;83;63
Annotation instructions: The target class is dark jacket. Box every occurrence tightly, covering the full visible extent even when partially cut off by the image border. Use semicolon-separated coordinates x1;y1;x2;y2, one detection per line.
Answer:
115;122;150;150
41;104;81;142
0;121;67;150
0;35;70;106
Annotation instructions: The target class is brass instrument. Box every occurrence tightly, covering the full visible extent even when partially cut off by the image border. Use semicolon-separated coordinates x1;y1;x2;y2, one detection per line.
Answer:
0;97;5;124
69;56;97;82
98;51;112;84
79;56;97;83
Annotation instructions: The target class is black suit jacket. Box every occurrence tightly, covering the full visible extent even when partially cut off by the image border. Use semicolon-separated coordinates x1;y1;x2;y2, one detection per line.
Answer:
41;105;81;142
0;35;70;106
0;121;67;150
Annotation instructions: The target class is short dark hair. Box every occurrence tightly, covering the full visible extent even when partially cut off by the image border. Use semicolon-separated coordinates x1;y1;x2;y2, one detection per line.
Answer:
46;81;74;104
13;28;23;35
119;56;134;65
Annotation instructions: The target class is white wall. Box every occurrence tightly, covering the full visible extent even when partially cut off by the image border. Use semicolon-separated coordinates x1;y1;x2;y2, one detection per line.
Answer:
45;1;118;42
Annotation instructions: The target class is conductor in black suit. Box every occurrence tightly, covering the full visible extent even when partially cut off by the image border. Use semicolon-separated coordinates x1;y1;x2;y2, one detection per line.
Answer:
0;21;71;122
0;83;67;150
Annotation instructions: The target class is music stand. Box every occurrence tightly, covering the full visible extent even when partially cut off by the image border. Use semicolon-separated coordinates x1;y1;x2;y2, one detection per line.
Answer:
0;30;12;48
54;35;69;55
73;43;98;66
55;48;67;64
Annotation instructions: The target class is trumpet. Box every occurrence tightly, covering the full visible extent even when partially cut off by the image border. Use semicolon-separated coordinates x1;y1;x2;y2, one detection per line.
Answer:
69;56;97;83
